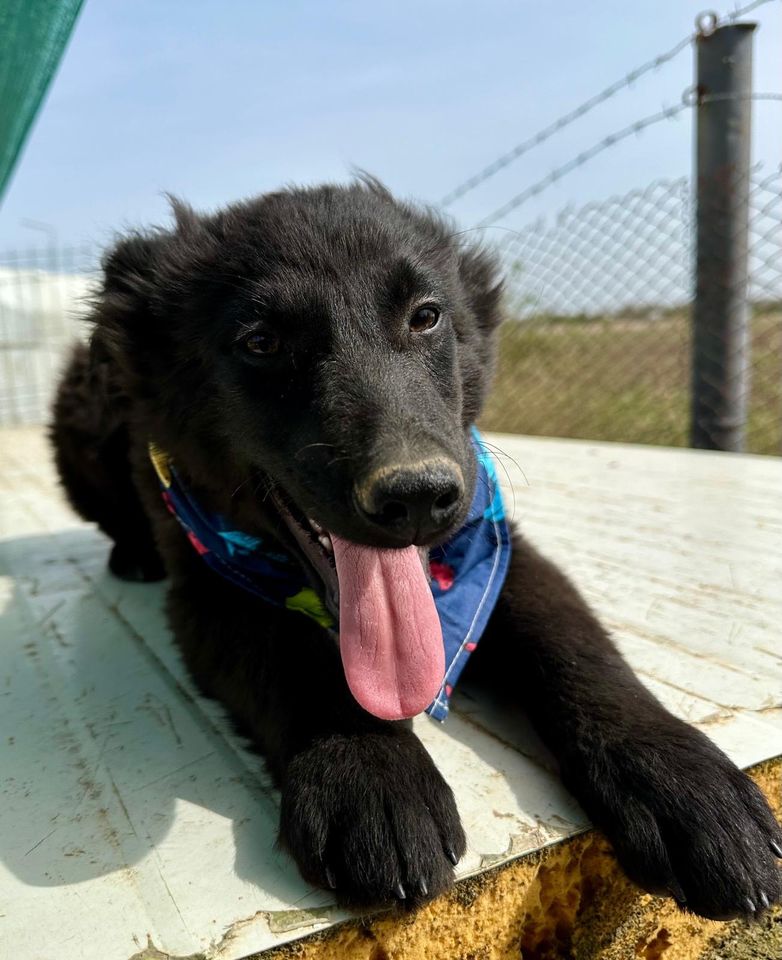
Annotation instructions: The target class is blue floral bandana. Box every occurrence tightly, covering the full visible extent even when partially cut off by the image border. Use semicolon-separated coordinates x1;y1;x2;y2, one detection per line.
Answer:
149;428;511;721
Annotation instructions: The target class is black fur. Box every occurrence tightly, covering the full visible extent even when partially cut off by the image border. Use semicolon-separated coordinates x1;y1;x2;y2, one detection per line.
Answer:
50;179;782;918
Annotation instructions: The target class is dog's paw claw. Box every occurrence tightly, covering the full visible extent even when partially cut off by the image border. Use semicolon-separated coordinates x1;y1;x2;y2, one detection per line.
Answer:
669;880;686;905
445;845;460;866
744;897;756;914
770;840;782;859
759;891;770;910
394;882;407;900
325;867;337;890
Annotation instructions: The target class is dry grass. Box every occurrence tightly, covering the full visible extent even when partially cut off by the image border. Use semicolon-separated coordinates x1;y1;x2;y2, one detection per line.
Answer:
480;310;782;455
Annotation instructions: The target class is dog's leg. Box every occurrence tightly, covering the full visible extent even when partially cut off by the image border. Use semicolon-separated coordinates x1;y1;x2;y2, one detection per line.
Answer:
465;534;782;920
59;424;165;582
51;344;165;582
165;562;465;907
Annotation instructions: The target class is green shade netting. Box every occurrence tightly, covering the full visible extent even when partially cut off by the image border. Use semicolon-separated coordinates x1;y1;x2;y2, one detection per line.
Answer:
0;0;84;201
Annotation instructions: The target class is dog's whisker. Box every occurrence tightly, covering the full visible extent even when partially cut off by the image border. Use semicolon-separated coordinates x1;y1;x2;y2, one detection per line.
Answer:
293;441;337;460
476;439;530;488
494;454;517;523
468;443;518;524
231;470;265;499
251;475;275;501
475;438;528;523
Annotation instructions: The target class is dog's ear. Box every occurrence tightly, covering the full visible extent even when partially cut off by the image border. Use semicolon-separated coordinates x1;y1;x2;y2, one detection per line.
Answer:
92;232;164;353
103;233;162;300
458;244;504;333
454;243;504;424
85;235;160;410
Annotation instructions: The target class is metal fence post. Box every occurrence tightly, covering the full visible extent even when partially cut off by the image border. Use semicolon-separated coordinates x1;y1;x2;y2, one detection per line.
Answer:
690;22;755;452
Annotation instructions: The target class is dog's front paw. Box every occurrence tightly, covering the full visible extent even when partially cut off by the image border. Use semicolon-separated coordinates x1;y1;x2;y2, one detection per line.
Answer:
569;721;782;920
279;730;465;908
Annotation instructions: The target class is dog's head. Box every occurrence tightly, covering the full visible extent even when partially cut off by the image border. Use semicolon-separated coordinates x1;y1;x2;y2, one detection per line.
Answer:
94;177;504;718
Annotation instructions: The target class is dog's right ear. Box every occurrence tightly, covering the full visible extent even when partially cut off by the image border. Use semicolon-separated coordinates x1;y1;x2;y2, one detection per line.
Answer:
90;232;165;365
103;233;161;300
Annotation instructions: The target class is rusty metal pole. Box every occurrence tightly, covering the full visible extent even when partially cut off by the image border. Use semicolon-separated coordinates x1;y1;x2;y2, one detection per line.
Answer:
690;21;755;451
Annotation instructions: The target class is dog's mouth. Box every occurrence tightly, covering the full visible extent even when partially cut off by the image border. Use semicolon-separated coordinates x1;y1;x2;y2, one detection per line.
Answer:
270;490;445;721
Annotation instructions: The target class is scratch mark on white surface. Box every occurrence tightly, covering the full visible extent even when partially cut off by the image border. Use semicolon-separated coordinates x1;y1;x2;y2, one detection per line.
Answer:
108;773;143;845
130;751;217;793
635;669;731;714
36;597;66;627
24;827;57;857
156;859;192;939
160;701;184;747
88;731;111;785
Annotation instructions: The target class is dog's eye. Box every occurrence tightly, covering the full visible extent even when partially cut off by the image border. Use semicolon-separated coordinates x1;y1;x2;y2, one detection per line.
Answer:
409;306;440;333
244;332;279;355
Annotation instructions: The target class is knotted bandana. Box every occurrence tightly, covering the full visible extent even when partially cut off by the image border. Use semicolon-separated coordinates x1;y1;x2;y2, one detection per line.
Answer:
149;428;511;720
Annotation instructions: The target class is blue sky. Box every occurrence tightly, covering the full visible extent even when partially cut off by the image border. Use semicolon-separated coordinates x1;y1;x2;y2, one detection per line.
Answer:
0;0;779;250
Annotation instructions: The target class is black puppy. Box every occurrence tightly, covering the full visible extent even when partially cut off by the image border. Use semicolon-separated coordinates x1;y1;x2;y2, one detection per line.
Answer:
51;178;782;918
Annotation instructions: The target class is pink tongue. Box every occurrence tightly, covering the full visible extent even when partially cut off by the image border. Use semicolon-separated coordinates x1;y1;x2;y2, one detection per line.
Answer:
331;534;445;720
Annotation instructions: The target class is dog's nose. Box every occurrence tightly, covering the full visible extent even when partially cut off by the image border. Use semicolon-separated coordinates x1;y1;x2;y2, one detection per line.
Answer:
355;459;464;541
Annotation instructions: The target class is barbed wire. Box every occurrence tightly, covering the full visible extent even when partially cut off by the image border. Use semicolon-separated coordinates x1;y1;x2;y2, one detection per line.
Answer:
476;89;782;228
476;103;688;227
441;0;780;208
721;0;782;21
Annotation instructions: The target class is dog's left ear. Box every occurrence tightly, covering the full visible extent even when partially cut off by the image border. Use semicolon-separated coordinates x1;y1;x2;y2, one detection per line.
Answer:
458;244;504;332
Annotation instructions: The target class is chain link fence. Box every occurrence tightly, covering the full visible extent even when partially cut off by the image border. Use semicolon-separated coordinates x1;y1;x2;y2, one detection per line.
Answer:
0;246;94;425
480;168;782;455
